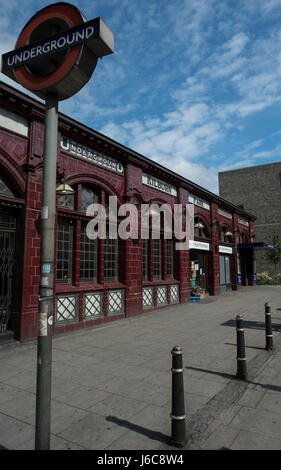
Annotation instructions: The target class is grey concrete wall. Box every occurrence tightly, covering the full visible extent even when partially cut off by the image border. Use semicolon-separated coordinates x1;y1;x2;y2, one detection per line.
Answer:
219;161;281;275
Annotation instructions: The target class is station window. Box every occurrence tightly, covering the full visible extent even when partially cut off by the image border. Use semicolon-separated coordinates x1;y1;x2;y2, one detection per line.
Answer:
104;237;118;281
57;193;75;210
166;239;174;278
153;239;162;279
0;176;14;198
81;186;99;213
57;185;120;285
142;239;149;280
56;218;73;283
220;226;232;243
194;217;210;239
80;221;98;282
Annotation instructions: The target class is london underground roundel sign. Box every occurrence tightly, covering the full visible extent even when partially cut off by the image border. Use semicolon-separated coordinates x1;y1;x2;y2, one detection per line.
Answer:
1;2;114;101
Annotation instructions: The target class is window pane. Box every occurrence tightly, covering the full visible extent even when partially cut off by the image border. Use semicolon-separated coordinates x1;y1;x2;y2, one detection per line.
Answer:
81;186;99;212
104;238;118;281
225;256;230;283
56;219;73;283
142;239;149;280
80;221;97;282
153;239;162;279
58;194;74;210
220;255;225;285
0;177;14;197
166;240;173;277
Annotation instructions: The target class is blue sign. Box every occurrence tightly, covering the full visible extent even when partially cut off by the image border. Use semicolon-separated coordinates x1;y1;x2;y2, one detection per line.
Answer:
253;273;257;282
237;274;242;284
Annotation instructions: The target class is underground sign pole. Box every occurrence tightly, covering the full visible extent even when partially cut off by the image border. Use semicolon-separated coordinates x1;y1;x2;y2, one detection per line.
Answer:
1;2;114;450
35;91;58;450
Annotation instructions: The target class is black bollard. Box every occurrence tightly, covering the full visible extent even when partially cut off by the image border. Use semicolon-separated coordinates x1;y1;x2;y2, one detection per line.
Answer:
170;345;186;448
236;314;247;380
265;303;273;351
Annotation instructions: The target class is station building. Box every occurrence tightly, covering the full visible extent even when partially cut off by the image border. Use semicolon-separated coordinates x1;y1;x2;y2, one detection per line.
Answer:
0;81;256;341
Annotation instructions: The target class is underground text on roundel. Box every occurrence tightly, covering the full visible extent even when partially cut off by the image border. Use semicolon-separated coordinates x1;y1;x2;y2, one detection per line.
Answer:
2;18;99;72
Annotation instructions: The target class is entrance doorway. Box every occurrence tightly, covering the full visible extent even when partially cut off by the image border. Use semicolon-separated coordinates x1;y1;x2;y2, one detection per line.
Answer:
190;250;209;292
0;210;16;333
239;249;253;286
219;254;231;291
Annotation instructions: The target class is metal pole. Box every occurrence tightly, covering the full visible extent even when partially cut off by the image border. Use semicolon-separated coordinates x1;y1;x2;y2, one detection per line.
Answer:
265;303;273;351
35;92;58;450
170;346;186;448
236;314;247;380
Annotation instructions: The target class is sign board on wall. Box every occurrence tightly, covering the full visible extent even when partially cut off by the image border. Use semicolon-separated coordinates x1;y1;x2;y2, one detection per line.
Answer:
189;240;210;251
142;174;177;197
219;245;233;254
188;194;210;210
60;136;124;175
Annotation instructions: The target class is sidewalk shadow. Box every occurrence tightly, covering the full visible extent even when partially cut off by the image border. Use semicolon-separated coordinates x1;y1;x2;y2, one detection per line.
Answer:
106;416;169;445
221;319;281;331
225;342;265;351
186;366;281;393
0;444;8;450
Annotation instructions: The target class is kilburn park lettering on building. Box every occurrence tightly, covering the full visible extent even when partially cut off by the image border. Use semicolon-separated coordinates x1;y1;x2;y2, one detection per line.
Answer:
142;174;177;196
60;136;124;175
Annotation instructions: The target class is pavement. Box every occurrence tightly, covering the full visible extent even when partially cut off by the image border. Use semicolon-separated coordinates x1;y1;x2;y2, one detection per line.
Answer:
0;285;281;451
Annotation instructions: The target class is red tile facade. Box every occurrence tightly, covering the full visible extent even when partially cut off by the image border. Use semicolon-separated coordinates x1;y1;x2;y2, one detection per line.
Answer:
0;81;256;341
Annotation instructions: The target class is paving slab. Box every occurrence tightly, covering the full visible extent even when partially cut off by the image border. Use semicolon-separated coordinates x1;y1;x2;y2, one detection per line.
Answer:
0;285;281;450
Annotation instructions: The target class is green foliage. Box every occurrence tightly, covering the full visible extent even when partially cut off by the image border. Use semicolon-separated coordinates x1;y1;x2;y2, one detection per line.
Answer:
264;233;281;274
257;272;281;285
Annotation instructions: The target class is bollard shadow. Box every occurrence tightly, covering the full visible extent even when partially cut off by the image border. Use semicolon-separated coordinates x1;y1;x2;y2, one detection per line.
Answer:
106;416;169;445
186;366;281;393
221;319;281;331
224;342;265;351
186;366;235;381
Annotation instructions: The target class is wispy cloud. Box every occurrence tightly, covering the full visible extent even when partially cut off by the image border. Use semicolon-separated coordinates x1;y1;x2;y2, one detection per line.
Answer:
1;0;281;195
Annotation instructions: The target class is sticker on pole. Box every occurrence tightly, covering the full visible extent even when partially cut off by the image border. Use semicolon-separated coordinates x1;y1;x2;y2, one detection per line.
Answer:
1;2;114;101
39;313;48;336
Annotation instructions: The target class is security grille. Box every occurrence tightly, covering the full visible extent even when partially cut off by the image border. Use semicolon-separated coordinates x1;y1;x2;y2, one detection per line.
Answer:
83;291;103;319
170;284;179;304
142;287;154;309
157;285;167;306
56;294;78;324
108;289;124;316
0;213;16;333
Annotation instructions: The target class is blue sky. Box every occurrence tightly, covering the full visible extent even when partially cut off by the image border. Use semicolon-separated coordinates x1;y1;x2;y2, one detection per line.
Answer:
2;0;281;193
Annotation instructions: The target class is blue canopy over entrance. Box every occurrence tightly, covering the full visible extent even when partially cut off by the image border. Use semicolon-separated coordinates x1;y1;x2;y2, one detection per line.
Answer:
238;242;277;250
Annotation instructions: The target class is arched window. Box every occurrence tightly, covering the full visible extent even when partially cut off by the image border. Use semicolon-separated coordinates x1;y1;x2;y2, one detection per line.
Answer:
56;184;119;284
0;176;14;198
81;186;99;213
239;232;248;244
194;217;209;239
220;226;233;243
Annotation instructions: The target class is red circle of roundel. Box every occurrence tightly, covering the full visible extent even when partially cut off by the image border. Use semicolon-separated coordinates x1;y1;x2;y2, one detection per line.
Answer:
14;2;84;92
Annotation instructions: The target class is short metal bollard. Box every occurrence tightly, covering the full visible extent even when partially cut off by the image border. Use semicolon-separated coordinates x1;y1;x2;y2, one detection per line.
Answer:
170;346;186;448
236;314;247;380
265;302;273;351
